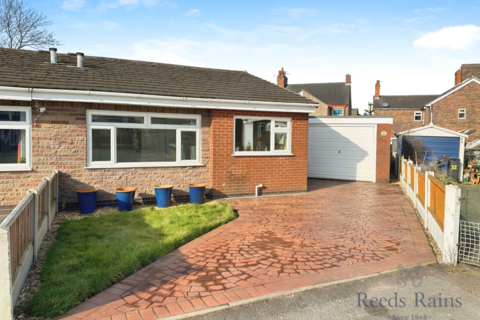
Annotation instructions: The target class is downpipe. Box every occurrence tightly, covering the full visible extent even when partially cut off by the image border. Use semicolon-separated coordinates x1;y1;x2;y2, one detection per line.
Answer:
255;184;264;197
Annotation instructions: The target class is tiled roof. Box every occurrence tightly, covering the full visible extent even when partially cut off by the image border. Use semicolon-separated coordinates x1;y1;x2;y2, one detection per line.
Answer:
373;95;439;110
0;48;314;105
286;82;351;105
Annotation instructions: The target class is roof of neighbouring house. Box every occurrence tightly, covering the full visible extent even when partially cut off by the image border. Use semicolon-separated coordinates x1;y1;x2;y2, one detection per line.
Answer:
0;48;314;105
373;95;439;110
286;82;351;105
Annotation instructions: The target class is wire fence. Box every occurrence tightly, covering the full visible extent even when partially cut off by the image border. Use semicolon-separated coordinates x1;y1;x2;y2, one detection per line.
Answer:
459;220;480;267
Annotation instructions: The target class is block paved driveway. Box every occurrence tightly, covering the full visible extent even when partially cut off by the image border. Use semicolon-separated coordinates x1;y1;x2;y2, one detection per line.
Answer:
60;180;436;320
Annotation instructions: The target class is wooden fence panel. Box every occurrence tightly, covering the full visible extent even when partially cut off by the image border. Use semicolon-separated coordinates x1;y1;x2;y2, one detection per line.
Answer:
38;187;46;227
417;170;425;205
9;205;30;278
428;175;445;230
409;164;415;189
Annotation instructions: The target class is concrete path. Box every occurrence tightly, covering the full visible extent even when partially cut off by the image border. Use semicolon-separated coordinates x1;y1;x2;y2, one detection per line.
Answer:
194;264;480;320
59;180;436;320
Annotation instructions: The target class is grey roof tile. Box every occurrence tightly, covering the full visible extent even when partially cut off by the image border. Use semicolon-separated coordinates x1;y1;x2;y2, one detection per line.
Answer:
0;48;314;105
373;95;439;110
286;82;351;105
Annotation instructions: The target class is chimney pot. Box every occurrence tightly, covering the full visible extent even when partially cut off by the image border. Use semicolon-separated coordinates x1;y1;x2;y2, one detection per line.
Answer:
455;69;461;85
346;74;351;85
77;52;84;68
49;48;57;64
277;67;288;88
375;80;380;99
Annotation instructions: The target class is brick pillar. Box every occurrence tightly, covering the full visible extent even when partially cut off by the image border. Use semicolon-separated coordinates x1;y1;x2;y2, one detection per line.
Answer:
376;124;391;183
375;80;380;99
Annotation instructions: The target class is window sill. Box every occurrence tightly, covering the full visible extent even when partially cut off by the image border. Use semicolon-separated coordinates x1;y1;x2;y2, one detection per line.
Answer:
85;163;205;169
232;153;294;157
0;167;32;172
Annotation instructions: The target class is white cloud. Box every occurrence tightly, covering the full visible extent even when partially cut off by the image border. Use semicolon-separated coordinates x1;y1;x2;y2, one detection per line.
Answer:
103;20;119;30
130;38;205;66
271;7;316;20
414;7;448;13
62;0;86;11
414;25;480;50
185;9;200;16
99;0;176;9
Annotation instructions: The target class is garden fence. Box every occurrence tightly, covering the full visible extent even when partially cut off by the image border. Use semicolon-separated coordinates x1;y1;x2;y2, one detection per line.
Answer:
400;158;460;265
0;171;59;320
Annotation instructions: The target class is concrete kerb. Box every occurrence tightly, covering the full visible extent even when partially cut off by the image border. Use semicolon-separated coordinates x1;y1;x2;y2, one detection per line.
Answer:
158;261;438;320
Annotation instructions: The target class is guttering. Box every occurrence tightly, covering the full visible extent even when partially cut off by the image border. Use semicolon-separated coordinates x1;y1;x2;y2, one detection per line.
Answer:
0;86;317;113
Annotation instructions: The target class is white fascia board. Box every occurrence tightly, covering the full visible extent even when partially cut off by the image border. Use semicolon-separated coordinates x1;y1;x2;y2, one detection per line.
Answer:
427;77;480;106
309;117;393;125
397;124;468;138
0;87;316;113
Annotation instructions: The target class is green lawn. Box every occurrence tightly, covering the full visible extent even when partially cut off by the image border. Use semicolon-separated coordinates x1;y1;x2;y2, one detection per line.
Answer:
27;202;237;318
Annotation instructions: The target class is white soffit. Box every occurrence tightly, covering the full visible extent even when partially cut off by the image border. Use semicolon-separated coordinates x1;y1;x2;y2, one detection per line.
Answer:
0;86;317;113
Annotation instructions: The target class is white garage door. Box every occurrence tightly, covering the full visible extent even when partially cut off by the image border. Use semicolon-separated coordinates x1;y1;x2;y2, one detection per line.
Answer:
308;125;375;182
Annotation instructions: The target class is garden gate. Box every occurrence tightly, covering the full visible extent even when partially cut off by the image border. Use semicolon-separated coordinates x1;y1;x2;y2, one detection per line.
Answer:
459;189;480;267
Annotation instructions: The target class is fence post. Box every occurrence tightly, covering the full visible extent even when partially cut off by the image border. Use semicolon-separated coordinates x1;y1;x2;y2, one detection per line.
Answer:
0;228;13;320
43;177;51;231
443;185;461;265
28;189;38;264
424;171;433;229
54;170;59;213
413;165;418;208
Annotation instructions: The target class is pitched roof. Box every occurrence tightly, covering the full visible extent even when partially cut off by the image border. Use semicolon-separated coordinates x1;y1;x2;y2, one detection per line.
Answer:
426;76;480;106
0;48;313;105
286;82;351;105
373;95;439;110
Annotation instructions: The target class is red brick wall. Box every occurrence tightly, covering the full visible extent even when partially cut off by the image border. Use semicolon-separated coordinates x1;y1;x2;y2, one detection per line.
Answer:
209;110;308;197
0;100;210;206
376;124;392;183
376;109;429;137
432;81;480;142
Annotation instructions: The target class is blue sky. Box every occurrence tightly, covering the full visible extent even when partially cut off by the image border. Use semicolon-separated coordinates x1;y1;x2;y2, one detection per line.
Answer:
29;0;480;111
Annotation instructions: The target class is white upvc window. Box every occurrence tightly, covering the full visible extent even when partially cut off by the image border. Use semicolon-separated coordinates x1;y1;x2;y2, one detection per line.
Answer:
0;107;32;172
414;111;422;121
86;110;202;168
233;116;292;156
458;108;466;119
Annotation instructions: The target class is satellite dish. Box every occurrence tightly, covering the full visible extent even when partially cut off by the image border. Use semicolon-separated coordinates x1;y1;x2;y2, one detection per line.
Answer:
382;102;389;107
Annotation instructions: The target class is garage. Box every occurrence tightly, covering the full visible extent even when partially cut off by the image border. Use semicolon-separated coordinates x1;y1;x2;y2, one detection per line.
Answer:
308;116;393;183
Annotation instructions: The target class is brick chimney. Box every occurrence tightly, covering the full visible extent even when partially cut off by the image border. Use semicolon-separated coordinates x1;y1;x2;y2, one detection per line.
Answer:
277;68;288;88
346;74;351;85
455;69;461;85
375;80;380;99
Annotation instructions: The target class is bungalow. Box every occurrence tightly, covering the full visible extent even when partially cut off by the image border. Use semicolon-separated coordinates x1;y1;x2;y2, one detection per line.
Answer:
0;48;316;209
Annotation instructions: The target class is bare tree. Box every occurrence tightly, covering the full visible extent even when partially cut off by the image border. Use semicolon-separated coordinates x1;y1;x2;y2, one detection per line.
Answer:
0;0;61;49
363;102;374;116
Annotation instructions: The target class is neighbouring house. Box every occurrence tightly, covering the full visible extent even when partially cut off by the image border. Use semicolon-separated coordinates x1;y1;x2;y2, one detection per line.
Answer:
372;80;438;137
0;48;317;209
373;64;480;142
276;68;354;116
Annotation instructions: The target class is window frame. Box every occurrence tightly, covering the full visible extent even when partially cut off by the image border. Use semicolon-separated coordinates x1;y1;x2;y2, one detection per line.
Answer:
332;108;344;116
0;106;32;172
232;116;292;156
86;110;202;168
414;111;422;122
458;108;466;119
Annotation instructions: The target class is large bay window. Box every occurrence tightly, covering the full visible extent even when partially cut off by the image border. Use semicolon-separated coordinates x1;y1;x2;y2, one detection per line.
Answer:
233;116;292;156
87;111;201;168
0;107;31;171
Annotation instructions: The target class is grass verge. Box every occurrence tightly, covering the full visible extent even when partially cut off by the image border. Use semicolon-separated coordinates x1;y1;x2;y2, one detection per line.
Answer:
26;201;237;318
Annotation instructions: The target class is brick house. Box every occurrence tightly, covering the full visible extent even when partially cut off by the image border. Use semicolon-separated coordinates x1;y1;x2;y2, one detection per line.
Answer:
373;64;480;142
372;80;438;137
276;68;355;116
0;49;317;208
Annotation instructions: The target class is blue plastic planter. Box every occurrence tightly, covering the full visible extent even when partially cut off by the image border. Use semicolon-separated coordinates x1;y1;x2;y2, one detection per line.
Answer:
75;188;99;214
189;184;206;204
115;187;137;211
154;185;173;208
